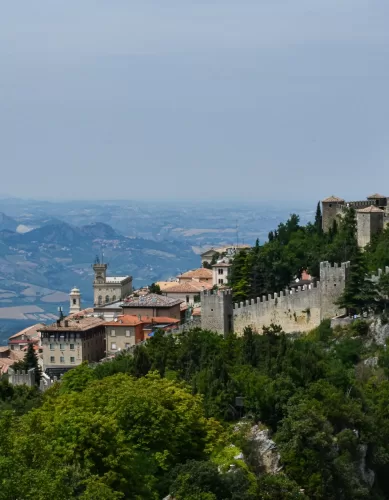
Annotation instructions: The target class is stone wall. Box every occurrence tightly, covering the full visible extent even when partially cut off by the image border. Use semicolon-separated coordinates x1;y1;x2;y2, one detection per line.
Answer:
201;261;350;335
232;283;321;335
201;290;233;335
8;368;35;387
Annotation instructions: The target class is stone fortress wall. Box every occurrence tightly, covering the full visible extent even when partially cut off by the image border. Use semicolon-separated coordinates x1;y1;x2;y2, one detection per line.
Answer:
201;262;350;335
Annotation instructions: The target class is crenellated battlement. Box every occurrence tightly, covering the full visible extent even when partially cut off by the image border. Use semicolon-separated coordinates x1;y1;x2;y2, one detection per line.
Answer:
201;260;351;335
370;266;389;282
233;281;321;310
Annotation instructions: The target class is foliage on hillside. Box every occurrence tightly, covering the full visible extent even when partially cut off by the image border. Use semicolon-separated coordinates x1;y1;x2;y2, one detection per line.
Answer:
2;321;389;498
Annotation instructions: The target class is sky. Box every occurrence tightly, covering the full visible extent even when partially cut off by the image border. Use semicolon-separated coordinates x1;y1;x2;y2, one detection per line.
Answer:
1;0;389;202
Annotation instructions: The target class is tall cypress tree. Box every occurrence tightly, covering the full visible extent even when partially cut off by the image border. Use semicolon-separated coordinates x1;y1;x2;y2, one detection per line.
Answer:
315;202;322;234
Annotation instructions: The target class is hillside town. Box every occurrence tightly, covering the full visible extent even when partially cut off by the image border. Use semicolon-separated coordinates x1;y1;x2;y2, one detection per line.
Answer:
2;193;389;384
0;243;249;380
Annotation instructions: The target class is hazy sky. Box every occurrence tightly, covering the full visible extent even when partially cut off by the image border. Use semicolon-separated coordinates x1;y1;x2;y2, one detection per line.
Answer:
1;1;389;202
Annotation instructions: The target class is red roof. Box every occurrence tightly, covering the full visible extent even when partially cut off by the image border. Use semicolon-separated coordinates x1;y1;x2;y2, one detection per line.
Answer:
104;315;180;327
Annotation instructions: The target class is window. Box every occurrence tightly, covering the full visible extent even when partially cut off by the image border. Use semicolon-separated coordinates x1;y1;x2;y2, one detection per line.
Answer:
186;295;190;303
60;356;65;363
50;343;55;350
50;356;55;363
60;343;65;350
111;343;117;350
98;295;102;305
218;279;224;284
218;268;223;275
125;343;130;348
73;298;76;305
111;330;116;337
11;345;14;351
125;330;131;337
105;295;110;303
70;357;75;363
112;295;116;302
70;344;75;350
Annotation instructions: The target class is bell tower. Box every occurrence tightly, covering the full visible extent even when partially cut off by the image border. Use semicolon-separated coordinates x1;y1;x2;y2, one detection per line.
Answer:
69;287;81;314
93;256;108;284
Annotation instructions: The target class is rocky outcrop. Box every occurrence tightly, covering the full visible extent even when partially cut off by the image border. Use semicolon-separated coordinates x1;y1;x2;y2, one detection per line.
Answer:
358;444;375;488
240;424;282;475
369;317;389;345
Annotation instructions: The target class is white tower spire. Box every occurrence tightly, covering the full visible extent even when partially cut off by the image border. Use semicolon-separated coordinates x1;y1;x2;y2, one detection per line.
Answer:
69;286;81;314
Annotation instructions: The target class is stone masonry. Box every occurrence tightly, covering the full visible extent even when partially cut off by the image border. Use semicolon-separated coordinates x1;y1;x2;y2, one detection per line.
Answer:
201;261;350;335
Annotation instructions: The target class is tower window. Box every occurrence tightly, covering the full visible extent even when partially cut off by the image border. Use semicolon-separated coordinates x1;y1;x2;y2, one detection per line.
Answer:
105;295;110;303
218;269;223;275
73;299;77;305
98;296;102;305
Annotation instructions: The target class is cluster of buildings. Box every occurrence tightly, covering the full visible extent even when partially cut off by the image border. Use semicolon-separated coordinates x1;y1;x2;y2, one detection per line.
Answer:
322;193;389;247
1;246;243;379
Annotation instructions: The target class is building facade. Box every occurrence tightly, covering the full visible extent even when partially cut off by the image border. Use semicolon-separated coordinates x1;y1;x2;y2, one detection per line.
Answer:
121;294;182;320
40;316;106;377
92;261;133;306
212;260;231;286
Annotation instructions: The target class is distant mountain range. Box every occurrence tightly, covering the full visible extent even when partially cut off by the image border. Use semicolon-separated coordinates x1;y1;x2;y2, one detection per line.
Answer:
0;217;198;333
0;213;18;232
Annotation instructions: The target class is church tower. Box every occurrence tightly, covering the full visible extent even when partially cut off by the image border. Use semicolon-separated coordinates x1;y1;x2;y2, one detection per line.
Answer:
69;287;81;314
93;258;108;285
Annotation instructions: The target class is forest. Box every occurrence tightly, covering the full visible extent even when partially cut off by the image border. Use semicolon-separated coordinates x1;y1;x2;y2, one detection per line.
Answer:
1;204;389;498
1;319;389;499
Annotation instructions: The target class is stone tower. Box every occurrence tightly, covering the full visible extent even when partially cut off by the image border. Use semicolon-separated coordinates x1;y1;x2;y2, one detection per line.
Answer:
93;260;108;285
321;196;345;232
356;206;384;248
69;287;81;314
319;261;350;319
201;289;233;336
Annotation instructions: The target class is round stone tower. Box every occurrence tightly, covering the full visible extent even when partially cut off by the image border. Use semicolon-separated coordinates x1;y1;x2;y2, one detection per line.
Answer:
69;287;81;314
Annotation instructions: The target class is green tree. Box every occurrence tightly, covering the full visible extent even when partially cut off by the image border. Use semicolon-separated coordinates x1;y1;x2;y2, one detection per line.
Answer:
336;249;378;315
12;342;41;385
149;282;162;294
315;201;323;234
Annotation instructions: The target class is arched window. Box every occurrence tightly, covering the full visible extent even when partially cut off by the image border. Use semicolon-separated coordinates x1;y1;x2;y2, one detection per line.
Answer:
98;296;102;305
112;295;116;302
105;295;110;303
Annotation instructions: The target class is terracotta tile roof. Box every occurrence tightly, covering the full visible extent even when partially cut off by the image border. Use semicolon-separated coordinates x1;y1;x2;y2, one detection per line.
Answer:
367;193;386;199
162;282;213;293
123;293;182;307
41;316;105;332
0;346;9;353
105;315;143;326
8;323;45;340
68;308;94;319
105;315;180;327
177;268;213;280
212;261;231;268
156;281;178;290
357;205;384;213
322;196;345;203
192;307;201;316
0;358;15;375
